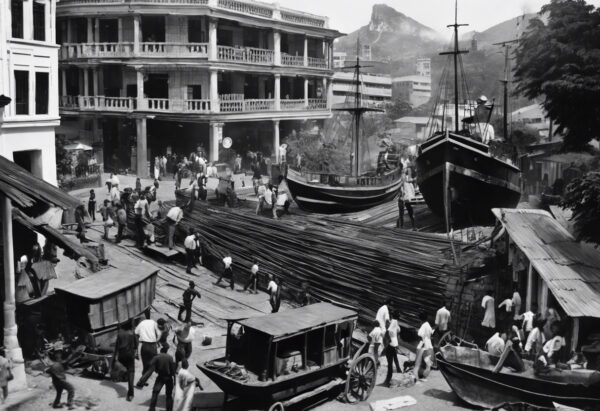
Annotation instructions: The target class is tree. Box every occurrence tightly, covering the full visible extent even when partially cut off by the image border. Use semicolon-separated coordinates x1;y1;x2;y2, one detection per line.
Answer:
561;171;600;245
514;0;600;151
55;134;73;177
384;98;412;122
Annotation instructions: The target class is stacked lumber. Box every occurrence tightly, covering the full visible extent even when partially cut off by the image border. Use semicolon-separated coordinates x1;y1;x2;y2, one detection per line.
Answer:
146;198;468;330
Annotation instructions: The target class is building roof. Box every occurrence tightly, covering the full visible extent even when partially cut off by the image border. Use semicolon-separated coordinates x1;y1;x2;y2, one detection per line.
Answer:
394;116;430;125
0;154;79;210
492;208;600;318
54;263;159;301
238;302;357;340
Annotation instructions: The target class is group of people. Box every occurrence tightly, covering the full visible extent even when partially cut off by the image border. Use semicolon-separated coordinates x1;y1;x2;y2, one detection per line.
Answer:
481;287;567;368
369;298;450;387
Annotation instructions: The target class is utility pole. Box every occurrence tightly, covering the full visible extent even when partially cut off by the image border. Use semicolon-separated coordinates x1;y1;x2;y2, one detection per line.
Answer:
494;39;519;140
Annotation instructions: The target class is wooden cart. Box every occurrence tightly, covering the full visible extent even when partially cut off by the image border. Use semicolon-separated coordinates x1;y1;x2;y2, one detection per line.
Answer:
197;302;377;410
54;264;159;353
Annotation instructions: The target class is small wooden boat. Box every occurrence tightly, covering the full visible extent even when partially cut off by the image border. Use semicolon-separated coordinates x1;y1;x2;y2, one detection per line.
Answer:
197;302;377;410
436;344;600;410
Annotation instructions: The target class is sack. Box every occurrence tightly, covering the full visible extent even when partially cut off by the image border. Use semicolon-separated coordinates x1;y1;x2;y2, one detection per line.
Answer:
105;217;114;227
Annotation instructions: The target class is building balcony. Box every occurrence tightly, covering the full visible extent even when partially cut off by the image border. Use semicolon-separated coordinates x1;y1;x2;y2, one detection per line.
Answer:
60;42;209;59
59;95;327;115
56;0;330;29
217;45;273;65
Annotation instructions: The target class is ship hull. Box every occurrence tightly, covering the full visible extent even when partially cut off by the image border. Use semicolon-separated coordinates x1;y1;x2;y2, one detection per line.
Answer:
416;132;521;227
286;169;402;214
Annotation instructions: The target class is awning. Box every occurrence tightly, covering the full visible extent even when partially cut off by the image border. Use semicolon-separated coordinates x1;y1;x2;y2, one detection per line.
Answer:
13;208;99;265
0;154;79;210
492;208;600;318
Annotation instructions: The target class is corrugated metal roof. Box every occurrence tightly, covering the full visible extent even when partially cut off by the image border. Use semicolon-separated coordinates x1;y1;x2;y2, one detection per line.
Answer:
238;302;357;340
492;208;600;318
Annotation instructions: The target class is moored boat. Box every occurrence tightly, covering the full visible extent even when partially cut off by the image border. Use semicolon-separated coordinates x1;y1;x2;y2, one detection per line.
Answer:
436;345;600;410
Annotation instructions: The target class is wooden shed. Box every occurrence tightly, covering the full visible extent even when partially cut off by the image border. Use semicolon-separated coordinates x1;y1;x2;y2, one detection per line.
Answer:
54;263;159;351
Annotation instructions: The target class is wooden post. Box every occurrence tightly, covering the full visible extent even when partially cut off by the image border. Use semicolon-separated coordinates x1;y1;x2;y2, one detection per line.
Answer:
526;263;533;311
303;333;308;369
571;318;579;353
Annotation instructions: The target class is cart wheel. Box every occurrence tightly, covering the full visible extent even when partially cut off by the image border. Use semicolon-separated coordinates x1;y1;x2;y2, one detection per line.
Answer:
268;401;284;411
344;353;376;403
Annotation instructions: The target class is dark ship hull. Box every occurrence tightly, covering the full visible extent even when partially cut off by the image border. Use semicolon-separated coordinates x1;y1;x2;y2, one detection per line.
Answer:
286;168;402;214
416;131;521;227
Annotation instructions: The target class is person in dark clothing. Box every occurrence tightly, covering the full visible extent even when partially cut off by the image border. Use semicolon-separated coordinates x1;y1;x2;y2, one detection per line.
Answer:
88;189;96;222
75;204;88;243
134;194;150;248
177;281;201;323
112;321;138;401
251;161;262;196
137;346;176;411
47;350;75;409
299;282;312;306
135;178;142;193
115;202;127;243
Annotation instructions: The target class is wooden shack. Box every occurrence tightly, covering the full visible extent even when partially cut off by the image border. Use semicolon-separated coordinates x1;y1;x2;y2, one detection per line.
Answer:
54;263;158;352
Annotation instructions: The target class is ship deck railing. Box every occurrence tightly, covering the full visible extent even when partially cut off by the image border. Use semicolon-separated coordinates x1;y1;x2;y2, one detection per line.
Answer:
293;167;402;187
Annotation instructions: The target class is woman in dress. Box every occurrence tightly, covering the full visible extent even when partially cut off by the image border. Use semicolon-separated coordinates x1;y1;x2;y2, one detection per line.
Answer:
173;359;202;411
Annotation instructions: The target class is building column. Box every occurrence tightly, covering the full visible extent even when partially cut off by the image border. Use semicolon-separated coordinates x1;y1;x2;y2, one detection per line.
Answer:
526;263;533;311
92;68;99;95
94;18;100;42
209;69;219;112
273;30;281;66
273;120;280;164
133;15;141;54
274;74;281;110
209;122;223;162
329;41;334;69
303;35;308;67
87;17;93;42
83;68;89;96
304;77;309;107
327;76;333;109
208;18;218;61
117;18;123;43
136;68;145;109
1;195;27;392
66;18;72;43
136;117;148;177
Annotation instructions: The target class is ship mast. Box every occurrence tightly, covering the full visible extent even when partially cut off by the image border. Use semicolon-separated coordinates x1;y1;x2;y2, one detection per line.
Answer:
440;0;468;132
494;39;519;139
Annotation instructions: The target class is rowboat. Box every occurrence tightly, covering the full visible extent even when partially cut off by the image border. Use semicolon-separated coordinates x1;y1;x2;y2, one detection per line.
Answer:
436;344;600;410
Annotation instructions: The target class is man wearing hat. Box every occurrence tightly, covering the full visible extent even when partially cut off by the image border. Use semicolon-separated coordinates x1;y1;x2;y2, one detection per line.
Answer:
178;281;201;323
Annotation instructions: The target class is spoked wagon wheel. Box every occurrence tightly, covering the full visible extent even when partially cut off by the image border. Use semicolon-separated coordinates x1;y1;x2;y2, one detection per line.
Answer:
268;401;284;411
344;353;377;403
436;331;456;351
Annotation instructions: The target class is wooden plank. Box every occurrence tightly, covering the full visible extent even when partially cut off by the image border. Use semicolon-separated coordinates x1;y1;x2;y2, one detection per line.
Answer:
144;243;181;258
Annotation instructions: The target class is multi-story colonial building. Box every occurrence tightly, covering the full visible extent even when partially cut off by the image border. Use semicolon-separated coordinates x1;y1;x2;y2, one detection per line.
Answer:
55;0;341;176
392;58;431;108
1;0;60;185
331;71;392;108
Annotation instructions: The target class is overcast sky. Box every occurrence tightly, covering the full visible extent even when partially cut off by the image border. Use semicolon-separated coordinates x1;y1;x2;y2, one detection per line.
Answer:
277;0;600;36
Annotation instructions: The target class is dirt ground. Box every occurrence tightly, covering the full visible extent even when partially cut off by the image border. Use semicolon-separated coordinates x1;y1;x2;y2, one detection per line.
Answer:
14;174;472;411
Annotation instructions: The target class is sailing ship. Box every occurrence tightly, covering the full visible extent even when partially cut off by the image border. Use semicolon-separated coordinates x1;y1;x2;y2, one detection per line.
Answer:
415;3;522;228
286;46;403;214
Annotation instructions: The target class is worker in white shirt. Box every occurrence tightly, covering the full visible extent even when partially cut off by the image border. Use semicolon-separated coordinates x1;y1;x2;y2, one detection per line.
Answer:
524;317;546;358
368;320;384;360
414;311;434;382
512;286;522;320
486;330;507;357
216;255;234;290
183;230;197;274
110;183;121;206
521;303;538;341
256;183;276;218
134;194;150;249
375;298;392;330
481;290;496;331
539;321;565;365
267;273;281;313
243;259;259;293
435;300;451;333
165;206;183;250
134;318;163;376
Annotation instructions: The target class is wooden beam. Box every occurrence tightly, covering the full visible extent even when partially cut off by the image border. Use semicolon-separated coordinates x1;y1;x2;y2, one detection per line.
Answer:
526;263;533;311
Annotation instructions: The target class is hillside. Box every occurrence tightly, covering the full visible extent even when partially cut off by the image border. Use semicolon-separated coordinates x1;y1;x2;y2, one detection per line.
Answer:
335;4;442;64
462;13;537;48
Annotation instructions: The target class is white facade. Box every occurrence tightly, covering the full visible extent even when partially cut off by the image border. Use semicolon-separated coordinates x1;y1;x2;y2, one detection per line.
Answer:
0;0;59;185
392;74;431;108
332;71;391;107
333;51;347;68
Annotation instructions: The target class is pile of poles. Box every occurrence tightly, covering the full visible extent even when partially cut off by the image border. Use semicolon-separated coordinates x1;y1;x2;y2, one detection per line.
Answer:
140;197;466;330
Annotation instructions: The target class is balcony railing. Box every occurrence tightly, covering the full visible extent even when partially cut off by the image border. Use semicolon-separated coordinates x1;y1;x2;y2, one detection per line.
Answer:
61;42;208;59
280;99;305;111
60;96;326;113
307;56;327;69
139;42;208;57
57;0;328;29
217;45;273;65
281;53;304;67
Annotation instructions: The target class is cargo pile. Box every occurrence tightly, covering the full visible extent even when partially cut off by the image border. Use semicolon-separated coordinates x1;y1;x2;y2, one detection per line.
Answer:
142;199;471;330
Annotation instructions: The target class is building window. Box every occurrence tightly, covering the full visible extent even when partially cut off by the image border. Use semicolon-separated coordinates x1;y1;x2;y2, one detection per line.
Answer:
14;70;29;115
33;1;46;41
36;72;49;114
11;0;24;39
